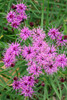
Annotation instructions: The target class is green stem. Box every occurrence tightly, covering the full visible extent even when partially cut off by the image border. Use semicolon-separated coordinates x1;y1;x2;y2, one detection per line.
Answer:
46;0;49;28
16;69;18;78
41;0;45;28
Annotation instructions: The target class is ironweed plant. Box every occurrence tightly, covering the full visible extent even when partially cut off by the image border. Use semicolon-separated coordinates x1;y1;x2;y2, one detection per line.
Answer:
0;0;67;100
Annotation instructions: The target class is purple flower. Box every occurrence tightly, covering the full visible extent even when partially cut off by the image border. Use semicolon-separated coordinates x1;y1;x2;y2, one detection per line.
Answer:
20;27;31;40
44;62;58;75
56;39;67;46
12;81;20;90
12;75;35;97
22;45;35;60
3;54;16;67
27;63;42;77
48;45;56;54
3;42;21;67
32;27;46;40
16;3;27;13
7;11;16;22
27;60;35;66
32;39;48;53
9;42;21;56
55;54;67;68
20;75;35;88
16;12;27;23
11;20;20;28
20;12;27;20
48;28;61;40
21;87;34;97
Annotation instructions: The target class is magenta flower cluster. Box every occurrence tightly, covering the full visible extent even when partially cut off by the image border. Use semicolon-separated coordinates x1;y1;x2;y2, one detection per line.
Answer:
7;3;27;28
20;27;31;40
13;75;35;97
3;26;67;97
3;43;21;67
3;27;67;97
48;28;67;46
21;27;67;76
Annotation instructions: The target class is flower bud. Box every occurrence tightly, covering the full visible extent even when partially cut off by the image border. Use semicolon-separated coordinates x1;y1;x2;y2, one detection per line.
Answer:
11;4;17;9
35;79;39;83
30;22;34;27
41;82;45;86
3;27;8;31
64;35;67;40
60;78;65;82
13;77;18;81
11;63;15;67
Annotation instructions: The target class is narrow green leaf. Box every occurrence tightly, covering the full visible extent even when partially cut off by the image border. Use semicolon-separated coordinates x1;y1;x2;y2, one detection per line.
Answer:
41;0;44;28
49;77;61;100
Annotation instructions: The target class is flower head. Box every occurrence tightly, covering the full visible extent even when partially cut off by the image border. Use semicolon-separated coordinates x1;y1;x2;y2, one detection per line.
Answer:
11;20;20;28
3;42;21;67
22;45;35;60
20;27;31;40
21;87;34;97
48;28;61;40
12;81;20;90
27;63;42;77
16;3;27;13
7;11;16;22
55;54;67;68
32;27;46;41
43;61;58;75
